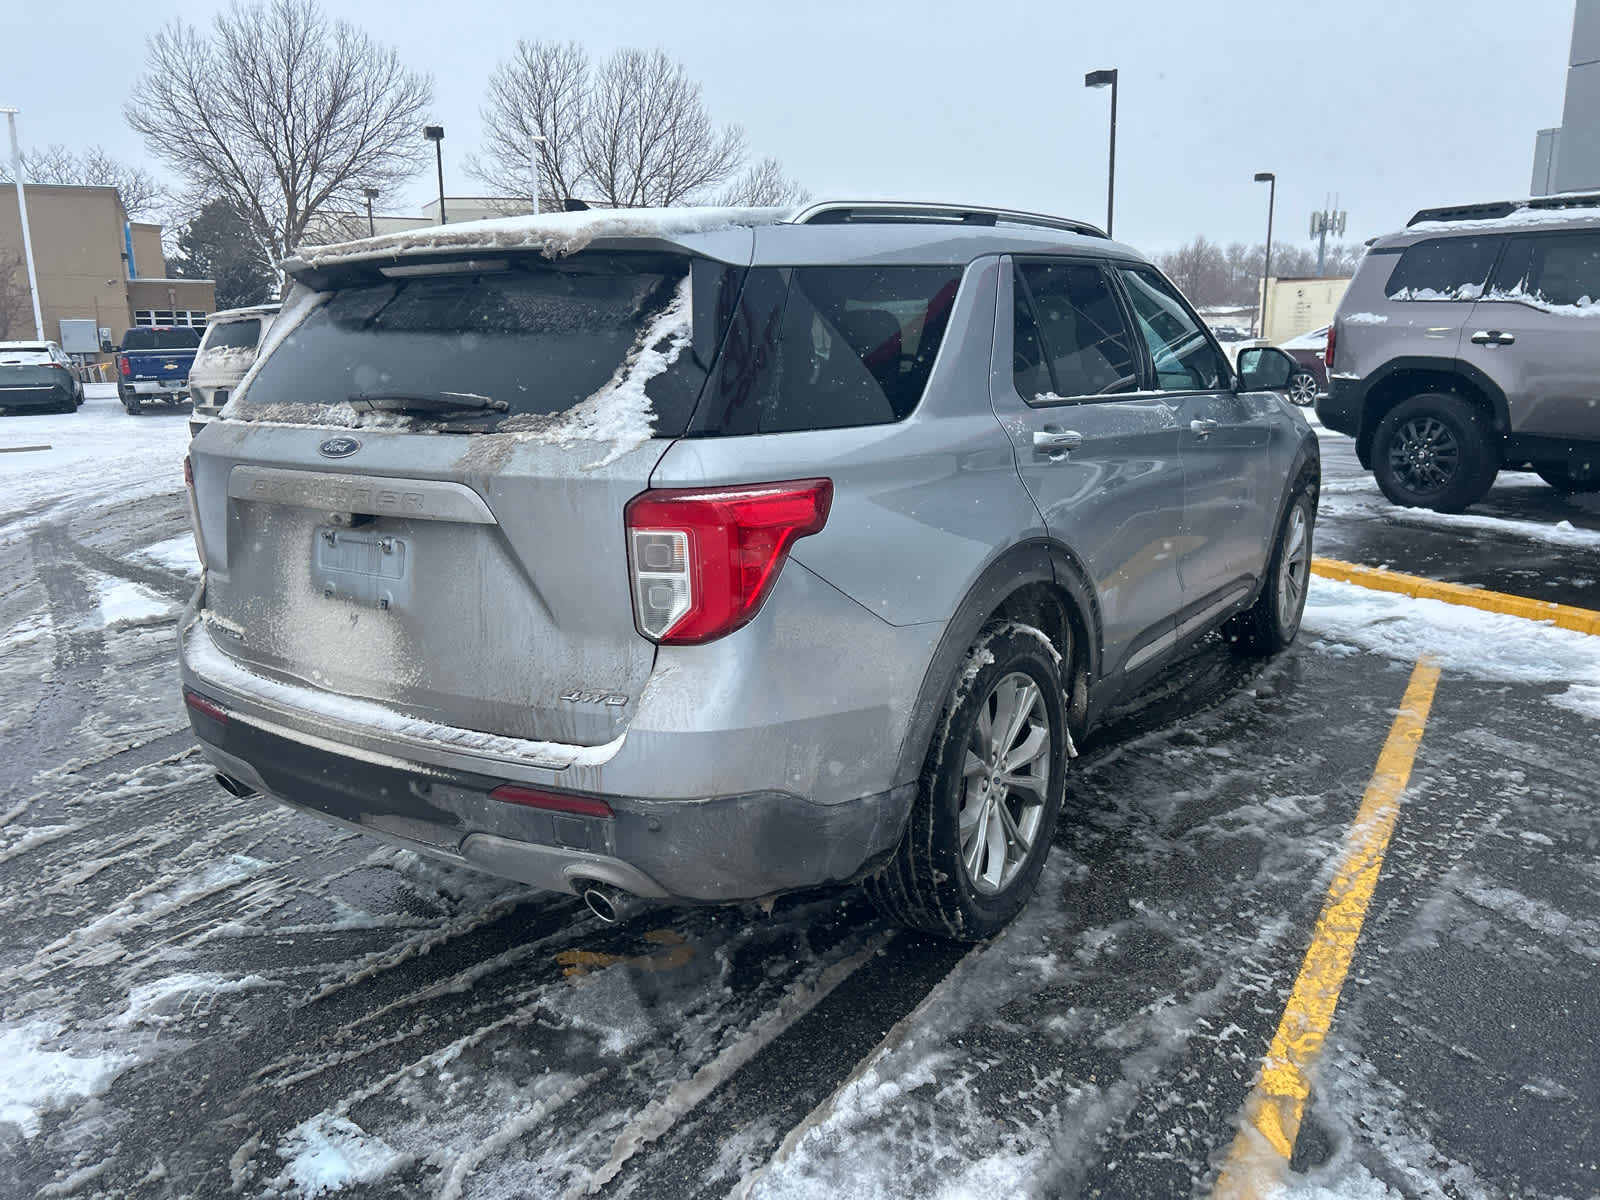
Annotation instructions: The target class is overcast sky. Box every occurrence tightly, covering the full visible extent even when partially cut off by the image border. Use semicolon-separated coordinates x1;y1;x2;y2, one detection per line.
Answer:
6;0;1580;252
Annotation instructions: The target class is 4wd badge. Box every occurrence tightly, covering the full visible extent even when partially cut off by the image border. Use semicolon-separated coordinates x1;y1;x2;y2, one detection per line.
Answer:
319;436;361;459
561;690;629;707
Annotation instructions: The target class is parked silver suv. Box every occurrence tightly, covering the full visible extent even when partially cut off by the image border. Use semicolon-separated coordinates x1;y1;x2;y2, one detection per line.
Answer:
179;202;1319;940
1318;192;1600;510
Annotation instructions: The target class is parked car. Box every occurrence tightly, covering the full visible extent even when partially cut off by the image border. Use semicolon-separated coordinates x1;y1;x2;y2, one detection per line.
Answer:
188;304;281;436
1278;326;1328;406
0;340;83;413
1318;192;1600;509
180;202;1319;941
116;326;203;413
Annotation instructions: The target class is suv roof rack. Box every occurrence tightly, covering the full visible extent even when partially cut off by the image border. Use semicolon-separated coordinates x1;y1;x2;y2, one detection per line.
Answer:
1407;191;1600;227
791;201;1107;239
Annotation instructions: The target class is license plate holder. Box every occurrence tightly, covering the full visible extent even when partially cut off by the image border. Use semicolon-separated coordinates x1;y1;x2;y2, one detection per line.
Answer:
313;527;411;611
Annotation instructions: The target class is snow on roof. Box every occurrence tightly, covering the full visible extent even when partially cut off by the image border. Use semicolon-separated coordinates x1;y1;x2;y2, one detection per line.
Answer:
287;205;789;270
1405;204;1600;235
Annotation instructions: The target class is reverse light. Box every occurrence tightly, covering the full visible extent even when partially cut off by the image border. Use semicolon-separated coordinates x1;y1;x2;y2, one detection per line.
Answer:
625;479;833;645
489;784;614;819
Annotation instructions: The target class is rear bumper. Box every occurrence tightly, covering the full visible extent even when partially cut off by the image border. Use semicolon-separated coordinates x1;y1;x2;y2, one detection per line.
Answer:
0;384;71;409
1314;375;1365;438
177;571;934;901
186;685;911;902
125;379;189;397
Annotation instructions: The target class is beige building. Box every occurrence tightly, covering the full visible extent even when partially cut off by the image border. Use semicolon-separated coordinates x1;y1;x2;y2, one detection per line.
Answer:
299;195;539;247
0;184;215;351
1260;275;1350;343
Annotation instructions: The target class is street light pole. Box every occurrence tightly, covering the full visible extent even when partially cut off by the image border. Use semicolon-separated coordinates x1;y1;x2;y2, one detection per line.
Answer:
363;186;378;237
1254;171;1277;339
530;133;547;215
1084;69;1118;237
423;125;446;225
2;107;45;340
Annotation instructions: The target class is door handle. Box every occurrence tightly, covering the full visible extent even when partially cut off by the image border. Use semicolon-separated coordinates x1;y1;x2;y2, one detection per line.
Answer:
1470;330;1516;346
1032;429;1084;452
1190;418;1219;437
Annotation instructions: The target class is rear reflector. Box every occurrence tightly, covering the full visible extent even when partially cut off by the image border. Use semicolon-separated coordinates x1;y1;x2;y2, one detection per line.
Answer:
625;478;833;644
489;784;614;819
184;689;229;724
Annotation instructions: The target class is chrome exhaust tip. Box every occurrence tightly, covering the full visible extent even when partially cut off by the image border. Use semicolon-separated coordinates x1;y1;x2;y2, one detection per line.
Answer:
582;883;634;924
214;772;257;799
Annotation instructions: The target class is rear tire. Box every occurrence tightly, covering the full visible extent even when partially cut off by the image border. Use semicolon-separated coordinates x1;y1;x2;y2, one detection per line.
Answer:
1227;482;1315;657
866;624;1067;942
1372;392;1498;512
1536;464;1600;494
124;397;142;415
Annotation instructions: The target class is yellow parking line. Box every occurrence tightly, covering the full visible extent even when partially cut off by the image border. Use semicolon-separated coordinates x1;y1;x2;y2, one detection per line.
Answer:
1312;557;1600;636
1214;656;1442;1198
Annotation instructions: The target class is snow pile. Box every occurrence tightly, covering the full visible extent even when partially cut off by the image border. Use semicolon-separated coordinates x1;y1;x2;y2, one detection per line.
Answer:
1388;284;1484;301
135;533;202;577
1302;576;1600;718
290;205;781;270
93;576;175;628
0;1023;134;1138
277;1114;407;1195
1408;204;1600;234
1479;287;1600;317
1340;312;1388;325
499;273;691;466
1278;326;1328;350
189;344;258;383
115;972;280;1028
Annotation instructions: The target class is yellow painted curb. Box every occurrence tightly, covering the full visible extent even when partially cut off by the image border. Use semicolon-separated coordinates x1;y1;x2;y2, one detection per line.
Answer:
1311;557;1600;636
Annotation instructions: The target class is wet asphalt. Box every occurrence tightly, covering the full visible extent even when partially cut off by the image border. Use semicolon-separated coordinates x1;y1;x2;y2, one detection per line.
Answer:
1;419;1598;1197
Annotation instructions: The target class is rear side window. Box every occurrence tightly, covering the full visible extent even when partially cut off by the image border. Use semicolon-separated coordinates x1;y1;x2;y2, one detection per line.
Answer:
235;255;707;433
1489;233;1600;308
121;328;203;351
1013;260;1139;400
1384;237;1502;300
693;265;962;435
201;319;262;352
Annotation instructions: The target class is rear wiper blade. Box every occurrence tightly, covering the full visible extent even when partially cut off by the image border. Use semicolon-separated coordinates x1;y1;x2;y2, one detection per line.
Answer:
349;391;509;414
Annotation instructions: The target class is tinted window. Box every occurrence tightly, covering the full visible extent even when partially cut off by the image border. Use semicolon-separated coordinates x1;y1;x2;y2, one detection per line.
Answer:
121;328;203;350
694;265;961;435
201;319;263;351
236;256;707;432
1116;266;1228;391
1384;237;1501;300
1014;261;1138;400
1489;233;1600;308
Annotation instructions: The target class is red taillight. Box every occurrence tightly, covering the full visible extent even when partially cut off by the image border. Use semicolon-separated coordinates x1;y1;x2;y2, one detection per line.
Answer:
184;689;229;724
625;479;833;645
184;456;208;569
490;784;614;819
118;356;131;376
1324;324;1337;370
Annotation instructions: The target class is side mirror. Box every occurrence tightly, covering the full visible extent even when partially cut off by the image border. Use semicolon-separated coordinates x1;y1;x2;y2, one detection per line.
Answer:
1237;345;1295;392
101;339;116;354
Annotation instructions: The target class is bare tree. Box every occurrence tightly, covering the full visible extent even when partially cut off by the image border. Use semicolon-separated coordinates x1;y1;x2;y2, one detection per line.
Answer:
0;144;165;218
718;156;809;208
472;41;789;210
0;247;29;341
469;40;590;208
126;0;432;279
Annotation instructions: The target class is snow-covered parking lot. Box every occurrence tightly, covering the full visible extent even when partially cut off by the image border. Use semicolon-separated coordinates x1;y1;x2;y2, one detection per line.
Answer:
2;387;1598;1198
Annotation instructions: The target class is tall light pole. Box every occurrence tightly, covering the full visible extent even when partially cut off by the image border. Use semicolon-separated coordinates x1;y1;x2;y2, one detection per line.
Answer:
1084;69;1118;237
1254;171;1277;339
529;133;547;215
2;107;44;340
423;125;446;224
363;186;379;237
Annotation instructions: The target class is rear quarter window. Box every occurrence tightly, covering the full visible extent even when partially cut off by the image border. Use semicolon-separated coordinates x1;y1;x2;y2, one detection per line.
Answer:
692;265;963;435
1384;237;1503;300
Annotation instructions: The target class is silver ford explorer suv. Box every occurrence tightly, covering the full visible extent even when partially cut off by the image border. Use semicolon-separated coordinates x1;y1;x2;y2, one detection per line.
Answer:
179;202;1319;941
1318;192;1600;510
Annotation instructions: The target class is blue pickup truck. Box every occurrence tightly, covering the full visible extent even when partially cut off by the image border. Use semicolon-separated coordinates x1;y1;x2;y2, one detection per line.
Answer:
115;327;202;414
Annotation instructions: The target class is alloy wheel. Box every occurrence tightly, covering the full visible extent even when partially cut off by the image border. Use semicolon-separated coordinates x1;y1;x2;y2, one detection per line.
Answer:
1276;500;1310;622
1288;373;1318;405
1388;415;1460;494
958;672;1050;894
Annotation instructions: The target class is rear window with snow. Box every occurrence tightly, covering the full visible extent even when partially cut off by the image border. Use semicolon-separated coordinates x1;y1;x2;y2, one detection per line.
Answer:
1383;237;1503;301
233;254;706;433
200;319;263;352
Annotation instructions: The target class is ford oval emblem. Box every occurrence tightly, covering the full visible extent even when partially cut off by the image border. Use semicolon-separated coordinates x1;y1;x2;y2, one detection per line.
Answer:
319;436;361;459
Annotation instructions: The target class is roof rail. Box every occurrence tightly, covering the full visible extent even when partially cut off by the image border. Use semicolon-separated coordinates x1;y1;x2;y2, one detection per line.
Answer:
1408;191;1600;226
790;201;1108;239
